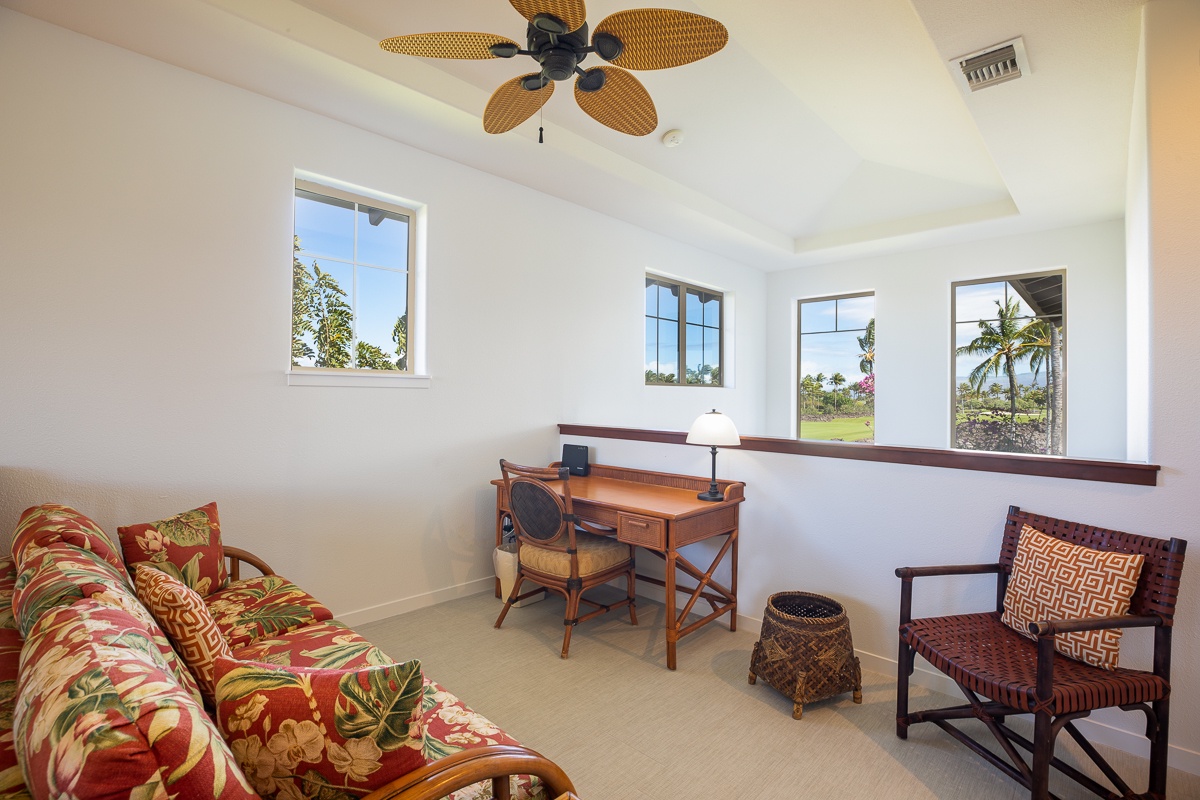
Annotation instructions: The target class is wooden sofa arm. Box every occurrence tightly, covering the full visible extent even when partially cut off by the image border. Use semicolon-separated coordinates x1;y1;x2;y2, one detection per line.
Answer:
361;745;576;800
223;546;275;580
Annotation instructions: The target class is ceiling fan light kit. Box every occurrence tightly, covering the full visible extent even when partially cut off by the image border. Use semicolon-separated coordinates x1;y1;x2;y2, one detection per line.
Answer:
379;0;728;137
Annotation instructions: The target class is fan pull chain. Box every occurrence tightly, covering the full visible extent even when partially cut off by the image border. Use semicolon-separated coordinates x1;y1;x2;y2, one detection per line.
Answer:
539;109;544;144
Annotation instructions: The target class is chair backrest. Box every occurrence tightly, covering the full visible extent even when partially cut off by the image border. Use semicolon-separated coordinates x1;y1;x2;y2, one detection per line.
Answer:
1000;505;1188;624
500;460;574;550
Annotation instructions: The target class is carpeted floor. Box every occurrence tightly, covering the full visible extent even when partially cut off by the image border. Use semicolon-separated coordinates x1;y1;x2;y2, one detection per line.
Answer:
357;590;1199;800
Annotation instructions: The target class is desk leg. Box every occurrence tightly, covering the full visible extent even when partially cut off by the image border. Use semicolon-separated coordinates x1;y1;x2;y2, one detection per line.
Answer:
729;527;738;631
664;550;678;671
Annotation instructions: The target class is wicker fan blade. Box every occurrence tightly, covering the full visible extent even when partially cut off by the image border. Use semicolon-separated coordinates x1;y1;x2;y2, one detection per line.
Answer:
574;66;657;136
594;9;728;70
380;32;519;59
484;74;554;134
508;0;587;34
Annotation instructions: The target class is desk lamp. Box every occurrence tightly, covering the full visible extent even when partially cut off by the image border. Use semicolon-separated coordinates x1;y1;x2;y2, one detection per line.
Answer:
687;409;740;501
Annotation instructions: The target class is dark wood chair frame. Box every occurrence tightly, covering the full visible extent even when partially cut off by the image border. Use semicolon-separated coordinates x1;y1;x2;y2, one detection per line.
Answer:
896;505;1187;800
494;460;637;658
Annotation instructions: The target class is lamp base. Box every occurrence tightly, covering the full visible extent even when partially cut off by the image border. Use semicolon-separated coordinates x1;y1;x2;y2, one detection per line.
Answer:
696;490;724;502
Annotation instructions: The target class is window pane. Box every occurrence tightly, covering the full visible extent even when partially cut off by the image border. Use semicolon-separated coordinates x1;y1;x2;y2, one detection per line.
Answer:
685;323;703;382
356;266;407;359
658;319;678;380
955;281;1006;322
953;274;1064;456
836;296;873;330
798;294;874;443
704;326;720;375
800;299;836;333
644;318;659;374
686;289;703;324
645;280;658;316
295;190;354;261
657;284;679;321
357;206;409;269
703;294;721;328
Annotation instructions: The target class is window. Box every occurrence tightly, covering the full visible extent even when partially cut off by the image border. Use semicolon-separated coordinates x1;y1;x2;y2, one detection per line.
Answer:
644;277;723;386
953;272;1064;455
797;293;874;441
292;180;415;373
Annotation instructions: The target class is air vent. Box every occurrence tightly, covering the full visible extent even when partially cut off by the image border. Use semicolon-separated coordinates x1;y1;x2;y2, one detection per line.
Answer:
951;37;1029;93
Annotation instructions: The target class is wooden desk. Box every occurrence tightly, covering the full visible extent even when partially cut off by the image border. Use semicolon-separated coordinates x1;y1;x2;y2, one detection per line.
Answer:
493;463;745;670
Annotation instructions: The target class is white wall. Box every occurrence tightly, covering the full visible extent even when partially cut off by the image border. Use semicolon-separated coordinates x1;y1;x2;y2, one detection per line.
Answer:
0;9;766;622
762;221;1128;459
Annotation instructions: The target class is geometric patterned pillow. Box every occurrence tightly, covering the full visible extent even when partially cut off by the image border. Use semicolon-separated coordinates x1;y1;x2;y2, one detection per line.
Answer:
213;656;426;799
118;501;229;596
1001;524;1144;670
134;565;232;706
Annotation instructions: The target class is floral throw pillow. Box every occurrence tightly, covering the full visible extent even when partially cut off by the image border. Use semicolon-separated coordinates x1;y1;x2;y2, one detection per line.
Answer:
134;565;233;706
1002;524;1145;670
214;656;426;800
118;502;229;596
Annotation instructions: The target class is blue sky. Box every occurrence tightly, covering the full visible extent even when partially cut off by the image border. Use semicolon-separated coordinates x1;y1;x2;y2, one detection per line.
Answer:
799;295;873;384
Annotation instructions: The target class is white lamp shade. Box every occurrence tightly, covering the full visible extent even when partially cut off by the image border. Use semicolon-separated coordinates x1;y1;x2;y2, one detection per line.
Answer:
686;410;741;446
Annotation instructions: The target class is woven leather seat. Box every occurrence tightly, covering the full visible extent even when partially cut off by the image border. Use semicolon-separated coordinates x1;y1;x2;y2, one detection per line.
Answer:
896;506;1187;800
494;460;637;658
902;611;1169;716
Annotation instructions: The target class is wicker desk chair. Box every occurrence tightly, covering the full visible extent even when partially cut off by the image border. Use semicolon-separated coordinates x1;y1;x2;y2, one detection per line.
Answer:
896;506;1187;800
494;460;637;658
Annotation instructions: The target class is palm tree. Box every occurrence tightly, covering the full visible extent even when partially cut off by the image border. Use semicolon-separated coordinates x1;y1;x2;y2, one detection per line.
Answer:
828;372;846;413
956;297;1035;440
1015;318;1064;455
857;318;875;375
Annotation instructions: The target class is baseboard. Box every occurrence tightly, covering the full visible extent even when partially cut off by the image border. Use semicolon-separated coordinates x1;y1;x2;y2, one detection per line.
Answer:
856;648;1200;776
335;577;494;628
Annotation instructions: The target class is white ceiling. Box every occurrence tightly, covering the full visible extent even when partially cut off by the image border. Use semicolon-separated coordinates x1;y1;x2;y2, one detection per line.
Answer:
1;0;1146;270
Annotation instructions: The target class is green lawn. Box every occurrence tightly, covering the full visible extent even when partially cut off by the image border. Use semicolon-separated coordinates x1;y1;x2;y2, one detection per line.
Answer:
800;417;875;442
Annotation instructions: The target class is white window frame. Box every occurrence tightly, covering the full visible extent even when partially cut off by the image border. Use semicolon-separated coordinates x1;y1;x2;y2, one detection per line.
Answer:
288;175;428;388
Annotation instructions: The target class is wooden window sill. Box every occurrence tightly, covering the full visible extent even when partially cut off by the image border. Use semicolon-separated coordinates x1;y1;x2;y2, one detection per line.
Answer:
558;424;1159;486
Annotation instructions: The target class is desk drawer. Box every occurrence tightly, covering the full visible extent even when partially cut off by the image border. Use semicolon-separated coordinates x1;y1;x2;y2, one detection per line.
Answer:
618;513;665;549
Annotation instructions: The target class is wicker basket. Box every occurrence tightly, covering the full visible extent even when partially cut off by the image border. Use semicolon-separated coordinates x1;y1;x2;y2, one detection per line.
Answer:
748;591;863;719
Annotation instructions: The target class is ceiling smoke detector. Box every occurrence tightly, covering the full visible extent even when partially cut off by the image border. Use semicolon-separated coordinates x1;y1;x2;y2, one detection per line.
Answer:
951;37;1029;93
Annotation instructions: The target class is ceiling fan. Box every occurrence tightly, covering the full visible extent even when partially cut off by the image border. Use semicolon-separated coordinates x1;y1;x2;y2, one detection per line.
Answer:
380;1;728;137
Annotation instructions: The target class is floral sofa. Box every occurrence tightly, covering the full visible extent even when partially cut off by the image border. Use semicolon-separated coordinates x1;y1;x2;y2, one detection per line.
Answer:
0;503;575;800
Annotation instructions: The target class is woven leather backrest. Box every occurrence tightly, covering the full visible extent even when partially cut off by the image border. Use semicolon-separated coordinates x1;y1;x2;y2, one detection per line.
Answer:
1000;506;1188;624
509;479;567;543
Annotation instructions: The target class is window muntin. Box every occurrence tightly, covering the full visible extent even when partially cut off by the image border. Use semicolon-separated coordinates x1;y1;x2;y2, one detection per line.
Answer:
797;293;875;442
292;181;415;372
645;277;723;385
952;272;1064;455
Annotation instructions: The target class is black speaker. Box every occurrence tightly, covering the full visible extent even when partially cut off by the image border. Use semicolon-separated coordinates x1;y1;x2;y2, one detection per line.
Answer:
562;444;589;476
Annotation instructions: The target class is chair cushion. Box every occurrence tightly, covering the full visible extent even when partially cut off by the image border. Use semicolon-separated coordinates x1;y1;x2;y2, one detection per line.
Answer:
1001;524;1144;669
134;565;232;706
13;598;256;800
901;611;1169;715
11;504;126;579
519;531;630;578
231;620;394;670
213;656;425;799
0;558;29;799
11;543;134;639
205;574;335;649
118;501;229;596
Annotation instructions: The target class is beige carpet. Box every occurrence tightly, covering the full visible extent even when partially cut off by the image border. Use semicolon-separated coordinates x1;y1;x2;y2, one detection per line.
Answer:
357;590;1199;800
